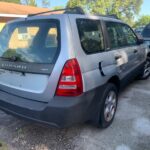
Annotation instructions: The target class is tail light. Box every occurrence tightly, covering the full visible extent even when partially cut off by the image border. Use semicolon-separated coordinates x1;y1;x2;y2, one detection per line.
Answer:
56;58;83;96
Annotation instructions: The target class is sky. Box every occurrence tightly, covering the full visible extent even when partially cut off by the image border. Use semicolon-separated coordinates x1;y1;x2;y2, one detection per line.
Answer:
140;0;149;16
37;0;149;16
36;0;68;8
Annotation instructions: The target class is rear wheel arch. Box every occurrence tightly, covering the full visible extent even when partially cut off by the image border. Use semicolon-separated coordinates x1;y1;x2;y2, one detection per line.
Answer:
139;53;150;79
147;52;150;58
98;83;118;128
107;76;120;91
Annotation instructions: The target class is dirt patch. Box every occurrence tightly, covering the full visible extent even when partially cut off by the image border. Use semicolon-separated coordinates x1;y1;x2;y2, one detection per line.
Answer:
0;140;8;150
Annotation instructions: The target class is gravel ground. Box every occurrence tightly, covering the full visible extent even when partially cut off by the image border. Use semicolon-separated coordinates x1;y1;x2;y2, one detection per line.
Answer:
0;79;150;150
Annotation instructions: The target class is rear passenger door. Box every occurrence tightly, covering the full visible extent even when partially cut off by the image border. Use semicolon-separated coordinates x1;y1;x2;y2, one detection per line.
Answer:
68;15;120;92
104;21;138;78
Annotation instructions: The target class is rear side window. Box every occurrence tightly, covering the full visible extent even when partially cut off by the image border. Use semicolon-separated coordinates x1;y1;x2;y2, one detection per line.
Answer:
77;19;104;54
106;22;137;49
142;24;150;38
106;22;136;49
0;20;60;64
121;24;137;46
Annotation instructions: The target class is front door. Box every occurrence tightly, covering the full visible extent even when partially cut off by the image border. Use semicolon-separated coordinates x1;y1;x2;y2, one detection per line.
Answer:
104;21;138;79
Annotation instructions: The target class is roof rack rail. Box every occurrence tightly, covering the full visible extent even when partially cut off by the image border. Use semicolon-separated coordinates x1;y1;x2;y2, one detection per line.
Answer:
28;7;85;17
95;13;119;19
106;14;119;19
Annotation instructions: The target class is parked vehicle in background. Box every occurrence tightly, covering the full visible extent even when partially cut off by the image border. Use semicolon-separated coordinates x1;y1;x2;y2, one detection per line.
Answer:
142;23;150;49
134;26;144;36
0;7;149;128
141;23;150;79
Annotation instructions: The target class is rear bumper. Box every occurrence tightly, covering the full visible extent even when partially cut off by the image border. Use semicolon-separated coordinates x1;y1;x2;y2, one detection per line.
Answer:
0;86;104;128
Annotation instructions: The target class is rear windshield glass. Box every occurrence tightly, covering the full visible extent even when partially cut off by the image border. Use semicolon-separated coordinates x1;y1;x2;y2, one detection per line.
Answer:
0;19;60;64
142;24;150;38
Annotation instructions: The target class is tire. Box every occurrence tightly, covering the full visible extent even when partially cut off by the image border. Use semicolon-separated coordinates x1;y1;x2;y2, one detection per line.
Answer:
98;83;118;128
139;57;150;80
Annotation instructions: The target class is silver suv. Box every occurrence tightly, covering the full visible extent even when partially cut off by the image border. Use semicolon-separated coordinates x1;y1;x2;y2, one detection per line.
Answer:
0;8;149;128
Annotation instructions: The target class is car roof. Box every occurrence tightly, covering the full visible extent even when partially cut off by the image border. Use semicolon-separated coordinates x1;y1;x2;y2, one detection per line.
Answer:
8;13;123;25
7;7;124;24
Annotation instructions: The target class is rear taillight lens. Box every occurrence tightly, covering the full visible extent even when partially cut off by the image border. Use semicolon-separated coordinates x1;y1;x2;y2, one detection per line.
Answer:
56;58;83;96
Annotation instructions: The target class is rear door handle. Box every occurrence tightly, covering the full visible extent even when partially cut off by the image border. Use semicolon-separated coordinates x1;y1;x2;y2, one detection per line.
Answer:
99;62;105;76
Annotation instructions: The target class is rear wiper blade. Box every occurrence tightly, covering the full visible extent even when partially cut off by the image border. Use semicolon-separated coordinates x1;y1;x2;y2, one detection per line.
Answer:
0;57;11;61
10;56;18;62
0;56;18;62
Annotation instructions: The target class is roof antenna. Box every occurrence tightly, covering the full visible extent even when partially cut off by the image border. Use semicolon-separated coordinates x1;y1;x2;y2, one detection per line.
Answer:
28;7;85;17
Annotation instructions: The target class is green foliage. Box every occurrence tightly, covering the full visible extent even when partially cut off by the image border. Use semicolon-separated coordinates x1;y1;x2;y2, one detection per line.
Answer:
0;0;20;3
22;0;50;7
66;0;143;26
52;6;64;10
42;0;50;8
22;0;37;6
67;0;86;8
0;0;50;7
134;15;150;28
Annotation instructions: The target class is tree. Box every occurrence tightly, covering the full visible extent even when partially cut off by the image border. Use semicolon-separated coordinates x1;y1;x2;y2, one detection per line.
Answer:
42;0;50;8
66;0;143;26
22;0;50;7
67;0;85;8
134;15;150;28
22;0;37;6
0;0;20;3
0;0;50;7
52;6;64;10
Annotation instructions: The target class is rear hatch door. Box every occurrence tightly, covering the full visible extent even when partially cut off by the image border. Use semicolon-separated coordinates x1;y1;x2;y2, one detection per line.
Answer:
0;19;60;102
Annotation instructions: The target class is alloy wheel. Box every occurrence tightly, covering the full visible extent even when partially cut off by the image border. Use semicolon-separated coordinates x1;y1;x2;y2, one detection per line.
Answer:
104;91;117;122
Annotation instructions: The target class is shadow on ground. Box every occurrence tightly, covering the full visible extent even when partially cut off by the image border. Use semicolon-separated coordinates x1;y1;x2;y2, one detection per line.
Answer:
0;79;150;150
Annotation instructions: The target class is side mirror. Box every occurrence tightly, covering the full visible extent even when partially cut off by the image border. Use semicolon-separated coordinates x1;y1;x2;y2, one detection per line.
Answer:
136;33;144;45
137;38;144;45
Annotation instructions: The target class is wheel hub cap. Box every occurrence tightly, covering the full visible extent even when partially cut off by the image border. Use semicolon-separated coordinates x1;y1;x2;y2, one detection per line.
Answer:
143;61;150;78
104;91;117;122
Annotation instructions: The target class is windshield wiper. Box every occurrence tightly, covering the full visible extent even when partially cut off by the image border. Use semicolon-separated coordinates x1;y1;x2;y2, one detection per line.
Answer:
0;56;19;62
10;56;18;61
